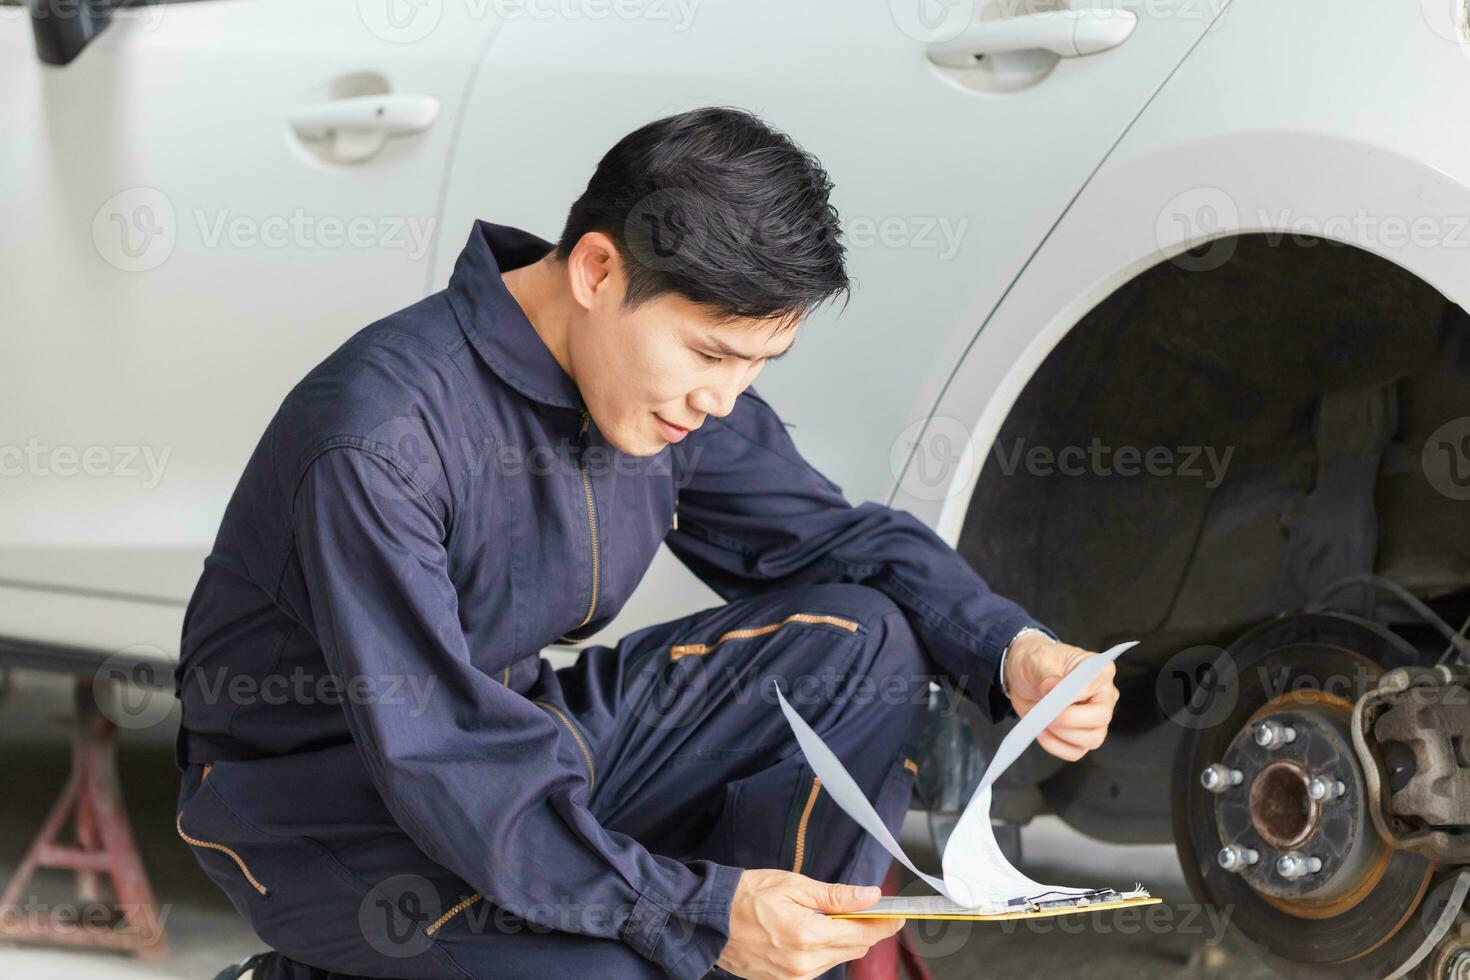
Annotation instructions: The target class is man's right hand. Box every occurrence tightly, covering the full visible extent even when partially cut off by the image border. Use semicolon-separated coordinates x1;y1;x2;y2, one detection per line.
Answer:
712;869;905;980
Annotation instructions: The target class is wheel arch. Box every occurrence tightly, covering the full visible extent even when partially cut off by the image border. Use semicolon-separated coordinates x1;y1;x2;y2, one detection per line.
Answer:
893;130;1470;653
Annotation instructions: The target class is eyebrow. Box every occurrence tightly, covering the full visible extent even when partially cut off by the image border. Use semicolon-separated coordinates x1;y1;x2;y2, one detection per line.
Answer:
701;335;796;362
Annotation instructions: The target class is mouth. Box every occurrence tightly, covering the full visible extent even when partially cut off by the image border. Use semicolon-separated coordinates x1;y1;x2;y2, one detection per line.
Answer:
655;414;692;434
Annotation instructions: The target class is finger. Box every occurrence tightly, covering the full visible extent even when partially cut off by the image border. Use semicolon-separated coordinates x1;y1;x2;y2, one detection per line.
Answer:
1070;683;1117;708
1044;717;1104;748
1017;693;1105;725
1037;728;1086;761
1022;664;1116;704
1063;676;1114;708
853;914;906;944
1076;660;1117;697
1017;675;1116;717
1040;724;1092;753
1059;647;1094;673
1039;730;1086;760
818;914;905;948
1050;699;1115;730
1011;688;1055;717
1046;724;1108;751
797;880;882;913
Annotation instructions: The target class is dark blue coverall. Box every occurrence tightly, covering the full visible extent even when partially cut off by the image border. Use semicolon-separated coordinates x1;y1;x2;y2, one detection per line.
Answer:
172;219;1054;979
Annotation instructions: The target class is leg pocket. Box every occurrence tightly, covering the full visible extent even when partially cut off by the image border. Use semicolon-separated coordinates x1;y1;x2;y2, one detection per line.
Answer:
176;764;284;909
622;609;868;719
176;760;464;979
781;766;832;876
839;744;920;888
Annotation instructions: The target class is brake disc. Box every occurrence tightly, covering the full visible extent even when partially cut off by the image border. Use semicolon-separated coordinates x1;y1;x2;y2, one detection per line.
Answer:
1173;613;1437;978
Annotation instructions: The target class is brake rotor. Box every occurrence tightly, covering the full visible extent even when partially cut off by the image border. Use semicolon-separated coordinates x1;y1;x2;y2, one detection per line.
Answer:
1173;613;1437;978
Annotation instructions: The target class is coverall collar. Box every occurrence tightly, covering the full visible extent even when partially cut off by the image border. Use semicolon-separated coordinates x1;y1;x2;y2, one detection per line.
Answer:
448;218;585;411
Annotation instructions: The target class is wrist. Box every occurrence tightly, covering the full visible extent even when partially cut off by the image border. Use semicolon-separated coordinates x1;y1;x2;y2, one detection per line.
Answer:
1001;627;1056;698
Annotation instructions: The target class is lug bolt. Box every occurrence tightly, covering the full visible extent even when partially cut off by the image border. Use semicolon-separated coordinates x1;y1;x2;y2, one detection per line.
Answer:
1217;845;1259;872
1307;776;1346;801
1254;719;1297;750
1200;764;1244;793
1276;851;1323;880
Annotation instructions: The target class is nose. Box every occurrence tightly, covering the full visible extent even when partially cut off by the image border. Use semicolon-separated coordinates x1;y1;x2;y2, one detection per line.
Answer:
690;376;744;419
690;359;765;420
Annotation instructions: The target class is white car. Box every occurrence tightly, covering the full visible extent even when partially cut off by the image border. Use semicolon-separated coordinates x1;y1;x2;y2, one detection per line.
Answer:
4;0;1469;975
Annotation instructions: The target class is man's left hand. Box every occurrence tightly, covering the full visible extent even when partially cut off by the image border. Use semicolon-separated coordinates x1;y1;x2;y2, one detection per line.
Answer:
1003;634;1119;761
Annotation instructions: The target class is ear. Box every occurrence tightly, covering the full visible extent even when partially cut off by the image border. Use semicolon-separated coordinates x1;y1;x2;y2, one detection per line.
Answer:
567;231;622;312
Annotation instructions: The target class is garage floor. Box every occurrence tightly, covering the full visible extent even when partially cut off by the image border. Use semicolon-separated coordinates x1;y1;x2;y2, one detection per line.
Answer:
0;671;1279;979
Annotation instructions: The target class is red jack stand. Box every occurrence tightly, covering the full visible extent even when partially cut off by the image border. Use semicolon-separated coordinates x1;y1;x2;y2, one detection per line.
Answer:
0;677;169;958
848;863;934;980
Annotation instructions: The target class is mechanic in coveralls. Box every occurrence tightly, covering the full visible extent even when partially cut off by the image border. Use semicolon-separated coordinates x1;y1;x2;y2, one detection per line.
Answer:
174;106;1119;980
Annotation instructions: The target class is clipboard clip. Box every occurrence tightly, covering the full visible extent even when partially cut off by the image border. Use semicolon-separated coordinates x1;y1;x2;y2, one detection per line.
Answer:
1009;883;1148;912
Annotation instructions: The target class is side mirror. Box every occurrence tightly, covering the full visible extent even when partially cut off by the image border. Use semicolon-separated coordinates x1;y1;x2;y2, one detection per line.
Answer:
30;0;112;66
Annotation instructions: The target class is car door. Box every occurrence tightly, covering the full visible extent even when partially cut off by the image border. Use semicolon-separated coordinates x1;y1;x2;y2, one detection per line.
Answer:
428;0;1232;641
0;0;494;656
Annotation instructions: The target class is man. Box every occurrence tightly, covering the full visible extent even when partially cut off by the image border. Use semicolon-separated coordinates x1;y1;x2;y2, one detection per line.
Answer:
176;105;1118;980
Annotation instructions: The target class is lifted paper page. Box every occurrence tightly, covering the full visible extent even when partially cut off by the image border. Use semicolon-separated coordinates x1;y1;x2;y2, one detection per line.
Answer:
774;639;1139;912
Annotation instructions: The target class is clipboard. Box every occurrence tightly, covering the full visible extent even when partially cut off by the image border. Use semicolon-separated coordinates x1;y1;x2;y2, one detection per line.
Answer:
828;894;1163;921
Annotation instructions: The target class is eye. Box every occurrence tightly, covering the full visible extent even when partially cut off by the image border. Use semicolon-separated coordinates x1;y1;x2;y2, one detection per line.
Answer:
696;350;722;364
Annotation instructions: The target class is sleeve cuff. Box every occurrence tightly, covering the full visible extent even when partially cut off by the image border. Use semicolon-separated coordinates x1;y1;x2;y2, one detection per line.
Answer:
622;862;743;979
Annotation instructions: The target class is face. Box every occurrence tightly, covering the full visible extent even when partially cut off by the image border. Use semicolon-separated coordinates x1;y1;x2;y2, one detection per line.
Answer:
564;233;798;457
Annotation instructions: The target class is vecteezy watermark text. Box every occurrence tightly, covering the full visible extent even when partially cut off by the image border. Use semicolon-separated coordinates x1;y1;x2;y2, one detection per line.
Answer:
992;437;1234;489
0;439;171;489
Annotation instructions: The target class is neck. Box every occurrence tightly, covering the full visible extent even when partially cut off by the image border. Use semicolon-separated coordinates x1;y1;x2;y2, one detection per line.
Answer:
502;253;578;389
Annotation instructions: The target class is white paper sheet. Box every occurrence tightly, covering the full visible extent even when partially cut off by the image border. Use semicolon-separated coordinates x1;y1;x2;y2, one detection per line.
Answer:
774;640;1139;912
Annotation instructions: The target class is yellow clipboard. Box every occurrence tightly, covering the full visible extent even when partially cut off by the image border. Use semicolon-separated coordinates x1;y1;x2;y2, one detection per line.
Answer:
828;895;1163;921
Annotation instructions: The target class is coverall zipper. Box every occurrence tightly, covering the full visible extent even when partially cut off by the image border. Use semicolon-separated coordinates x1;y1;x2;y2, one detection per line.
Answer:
175;813;270;896
175;766;270;896
532;698;597;790
558;408;600;643
791;776;822;874
425;892;483;935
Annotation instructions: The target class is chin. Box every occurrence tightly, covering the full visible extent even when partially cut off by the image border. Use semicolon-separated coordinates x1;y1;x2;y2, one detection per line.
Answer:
599;425;657;458
631;434;668;457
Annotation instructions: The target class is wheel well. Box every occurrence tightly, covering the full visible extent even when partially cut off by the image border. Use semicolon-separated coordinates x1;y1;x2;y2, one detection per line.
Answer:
960;233;1470;658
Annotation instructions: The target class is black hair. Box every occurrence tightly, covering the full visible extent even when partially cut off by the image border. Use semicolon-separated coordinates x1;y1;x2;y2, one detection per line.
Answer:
555;106;851;335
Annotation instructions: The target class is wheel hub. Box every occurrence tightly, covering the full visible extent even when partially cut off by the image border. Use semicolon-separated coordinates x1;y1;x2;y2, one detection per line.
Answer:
1249;759;1320;850
1174;614;1438;976
1208;696;1383;908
